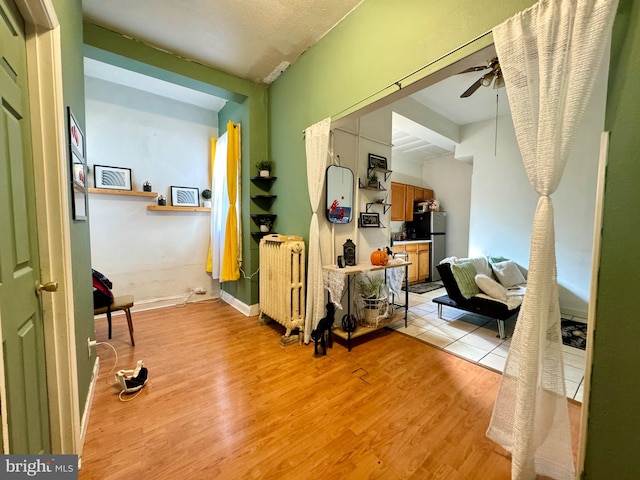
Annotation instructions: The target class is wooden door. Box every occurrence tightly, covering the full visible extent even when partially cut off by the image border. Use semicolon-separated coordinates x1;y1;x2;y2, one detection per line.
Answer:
390;182;405;221
0;0;51;453
404;185;415;222
418;243;430;283
415;187;425;202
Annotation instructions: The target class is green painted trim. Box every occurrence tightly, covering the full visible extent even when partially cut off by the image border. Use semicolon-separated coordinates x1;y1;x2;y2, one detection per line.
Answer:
584;1;640;477
83;22;263;100
84;44;246;104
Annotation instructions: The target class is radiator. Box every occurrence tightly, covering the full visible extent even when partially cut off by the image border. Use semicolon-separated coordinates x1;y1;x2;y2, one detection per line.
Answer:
259;234;306;341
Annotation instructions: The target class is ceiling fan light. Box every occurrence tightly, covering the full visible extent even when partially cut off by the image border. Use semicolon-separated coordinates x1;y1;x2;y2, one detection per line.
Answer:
481;75;493;87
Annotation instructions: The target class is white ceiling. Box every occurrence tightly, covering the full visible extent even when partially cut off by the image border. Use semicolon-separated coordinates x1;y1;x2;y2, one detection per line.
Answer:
391;62;511;164
82;1;509;160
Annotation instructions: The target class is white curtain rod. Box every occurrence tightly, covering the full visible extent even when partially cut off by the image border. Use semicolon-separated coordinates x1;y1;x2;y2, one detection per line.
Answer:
301;28;493;134
331;127;393;147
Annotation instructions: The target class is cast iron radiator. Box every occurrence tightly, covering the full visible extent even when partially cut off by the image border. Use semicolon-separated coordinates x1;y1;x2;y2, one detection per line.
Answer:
258;234;305;341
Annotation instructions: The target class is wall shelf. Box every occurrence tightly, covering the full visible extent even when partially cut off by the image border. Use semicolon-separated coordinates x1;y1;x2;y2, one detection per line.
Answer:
89;187;158;197
147;205;211;212
365;202;392;214
251;213;277;226
250;176;277;188
367;166;392;182
358;221;387;229
358;178;387;191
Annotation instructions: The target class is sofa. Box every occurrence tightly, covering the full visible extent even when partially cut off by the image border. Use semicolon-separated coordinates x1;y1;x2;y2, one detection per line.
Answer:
432;256;525;339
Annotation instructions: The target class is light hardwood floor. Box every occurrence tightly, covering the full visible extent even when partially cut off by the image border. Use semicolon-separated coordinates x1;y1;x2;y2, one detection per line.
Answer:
80;300;581;479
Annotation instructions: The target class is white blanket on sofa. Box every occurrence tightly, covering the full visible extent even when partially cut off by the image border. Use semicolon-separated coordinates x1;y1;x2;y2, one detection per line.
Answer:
475;287;525;310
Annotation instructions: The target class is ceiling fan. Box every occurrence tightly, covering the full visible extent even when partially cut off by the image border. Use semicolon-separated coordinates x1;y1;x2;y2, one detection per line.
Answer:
459;57;504;98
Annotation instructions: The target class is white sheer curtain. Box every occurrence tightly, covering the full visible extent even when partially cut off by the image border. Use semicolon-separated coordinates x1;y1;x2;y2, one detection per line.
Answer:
487;1;618;479
211;132;228;279
304;118;331;343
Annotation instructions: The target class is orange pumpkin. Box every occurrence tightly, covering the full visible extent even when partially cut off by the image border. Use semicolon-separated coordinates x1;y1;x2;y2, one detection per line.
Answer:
370;248;389;266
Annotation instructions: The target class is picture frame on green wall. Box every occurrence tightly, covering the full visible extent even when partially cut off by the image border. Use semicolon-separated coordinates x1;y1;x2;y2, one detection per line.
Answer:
68;107;87;221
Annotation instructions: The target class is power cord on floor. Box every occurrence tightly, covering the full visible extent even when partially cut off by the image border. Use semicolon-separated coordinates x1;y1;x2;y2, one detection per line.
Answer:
176;292;195;307
93;341;119;385
118;386;146;402
240;266;259;279
93;341;148;402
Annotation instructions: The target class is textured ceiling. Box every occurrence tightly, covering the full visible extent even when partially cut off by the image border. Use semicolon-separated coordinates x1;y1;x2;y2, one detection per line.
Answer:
83;0;364;84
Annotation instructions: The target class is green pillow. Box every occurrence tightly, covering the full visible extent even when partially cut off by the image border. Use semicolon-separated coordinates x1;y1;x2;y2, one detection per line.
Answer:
487;255;509;265
451;261;480;299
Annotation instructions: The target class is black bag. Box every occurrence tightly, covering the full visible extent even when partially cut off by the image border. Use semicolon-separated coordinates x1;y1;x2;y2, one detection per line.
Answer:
92;268;114;309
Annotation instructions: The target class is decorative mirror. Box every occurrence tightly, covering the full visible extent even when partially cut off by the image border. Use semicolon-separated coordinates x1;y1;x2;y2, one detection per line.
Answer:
325;165;354;224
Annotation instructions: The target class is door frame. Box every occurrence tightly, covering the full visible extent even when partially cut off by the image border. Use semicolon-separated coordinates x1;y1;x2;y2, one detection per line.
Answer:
10;0;80;454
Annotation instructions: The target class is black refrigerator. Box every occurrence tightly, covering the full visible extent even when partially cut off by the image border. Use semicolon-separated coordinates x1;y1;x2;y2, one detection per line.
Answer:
408;211;446;281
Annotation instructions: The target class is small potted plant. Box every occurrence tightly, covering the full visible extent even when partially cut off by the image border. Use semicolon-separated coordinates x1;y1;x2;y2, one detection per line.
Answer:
143;181;152;192
356;275;388;326
256;160;273;177
202;189;212;208
366;172;379;188
157;195;166;206
259;217;273;233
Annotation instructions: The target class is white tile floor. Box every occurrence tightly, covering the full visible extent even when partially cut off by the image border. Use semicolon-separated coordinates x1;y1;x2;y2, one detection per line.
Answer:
388;286;586;403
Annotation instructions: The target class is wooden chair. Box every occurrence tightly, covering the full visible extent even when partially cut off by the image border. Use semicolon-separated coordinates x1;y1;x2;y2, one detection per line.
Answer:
94;295;135;346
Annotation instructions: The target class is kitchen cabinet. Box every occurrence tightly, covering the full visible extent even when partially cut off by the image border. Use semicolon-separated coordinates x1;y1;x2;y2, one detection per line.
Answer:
418;244;430;281
390;182;405;221
414;187;434;203
390;182;434;221
404;185;415;222
393;241;430;285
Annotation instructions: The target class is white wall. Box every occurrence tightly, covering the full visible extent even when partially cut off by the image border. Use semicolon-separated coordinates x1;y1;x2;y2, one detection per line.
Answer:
421;154;472;259
459;83;606;316
326;109;394;270
85;77;219;309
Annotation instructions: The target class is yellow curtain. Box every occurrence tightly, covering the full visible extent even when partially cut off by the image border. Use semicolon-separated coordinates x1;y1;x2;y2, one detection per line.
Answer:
205;137;217;273
221;121;240;281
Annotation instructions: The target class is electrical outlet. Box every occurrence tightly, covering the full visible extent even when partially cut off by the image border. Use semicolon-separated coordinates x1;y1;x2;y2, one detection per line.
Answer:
87;338;97;358
193;287;206;295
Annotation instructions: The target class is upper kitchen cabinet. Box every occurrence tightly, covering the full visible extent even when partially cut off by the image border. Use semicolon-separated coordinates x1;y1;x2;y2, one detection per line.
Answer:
390;182;405;221
391;182;434;222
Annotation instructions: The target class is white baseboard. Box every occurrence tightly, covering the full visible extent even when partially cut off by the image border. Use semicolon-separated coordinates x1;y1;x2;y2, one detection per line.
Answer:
220;290;259;316
78;357;99;464
561;308;588;320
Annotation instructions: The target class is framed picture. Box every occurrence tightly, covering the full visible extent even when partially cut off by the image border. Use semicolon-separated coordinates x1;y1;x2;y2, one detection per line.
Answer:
68;107;84;158
360;212;380;227
94;165;132;190
68;107;87;221
171;186;200;207
72;151;86;189
368;153;388;170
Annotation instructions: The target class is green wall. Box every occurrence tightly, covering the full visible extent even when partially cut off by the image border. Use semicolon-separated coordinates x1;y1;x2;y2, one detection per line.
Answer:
83;23;269;306
268;0;639;477
53;0;95;416
268;0;532;241
586;1;640;478
219;99;263;304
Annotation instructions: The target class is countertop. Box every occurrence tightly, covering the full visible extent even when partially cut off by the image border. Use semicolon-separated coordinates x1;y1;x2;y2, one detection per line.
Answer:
392;239;432;245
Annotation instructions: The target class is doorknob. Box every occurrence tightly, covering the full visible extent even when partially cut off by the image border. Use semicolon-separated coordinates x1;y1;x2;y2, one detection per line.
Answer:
37;281;58;293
